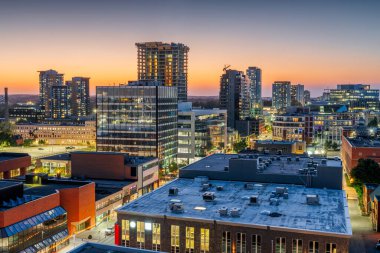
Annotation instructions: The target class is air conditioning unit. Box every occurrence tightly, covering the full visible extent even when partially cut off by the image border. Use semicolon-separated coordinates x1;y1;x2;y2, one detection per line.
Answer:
201;183;210;191
244;183;254;190
249;195;259;205
283;193;289;199
276;187;286;195
170;202;184;213
202;192;216;202
287;157;292;162
216;186;224;191
168;187;179;196
321;159;327;165
306;194;320;205
230;207;241;217
219;207;228;216
270;198;280;206
295;157;300;161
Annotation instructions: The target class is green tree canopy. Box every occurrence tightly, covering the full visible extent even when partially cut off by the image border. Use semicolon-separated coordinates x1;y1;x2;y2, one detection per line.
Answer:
351;159;380;185
233;139;247;153
368;117;378;128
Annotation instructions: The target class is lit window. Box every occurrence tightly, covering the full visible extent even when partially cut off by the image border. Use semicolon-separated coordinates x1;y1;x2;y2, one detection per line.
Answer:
186;227;194;253
200;228;209;253
152;223;160;251
171;225;180;253
276;237;286;253
137;221;145;249
326;243;336;253
121;220;130;247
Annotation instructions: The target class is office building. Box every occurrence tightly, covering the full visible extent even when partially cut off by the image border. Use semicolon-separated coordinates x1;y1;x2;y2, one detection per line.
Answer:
14;121;96;145
235;118;264;137
9;103;45;123
136;42;189;102
219;70;251;128
116;154;350;253
38;69;64;118
341;135;380;174
272;81;291;111
304;90;311;104
246;67;262;116
66;77;91;117
327;84;379;111
291;84;305;106
0;152;31;179
96;81;178;165
178;102;227;164
51;85;71;119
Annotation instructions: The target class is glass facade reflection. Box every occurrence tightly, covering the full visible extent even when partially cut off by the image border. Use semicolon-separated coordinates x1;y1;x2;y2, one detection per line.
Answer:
0;207;68;253
96;82;178;165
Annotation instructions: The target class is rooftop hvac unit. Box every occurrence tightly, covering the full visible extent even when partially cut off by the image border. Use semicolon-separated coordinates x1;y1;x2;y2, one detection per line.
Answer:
219;206;228;216
287;157;292;162
306;194;320;205
270;198;280;206
224;166;229;171
244;183;254;190
230;207;241;217
201;183;211;191
202;192;216;202
169;202;184;213
283;193;289;199
258;157;263;162
271;157;276;161
276;187;287;195
295;157;300;161
168;187;179;196
249;195;259;205
321;159;327;165
307;162;313;168
276;156;281;161
216;186;224;191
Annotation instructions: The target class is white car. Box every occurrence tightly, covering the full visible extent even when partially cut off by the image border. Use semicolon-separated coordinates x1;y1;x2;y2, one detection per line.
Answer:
105;227;114;236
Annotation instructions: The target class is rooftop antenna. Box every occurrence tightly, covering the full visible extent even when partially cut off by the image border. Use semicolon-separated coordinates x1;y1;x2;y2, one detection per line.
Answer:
223;64;231;72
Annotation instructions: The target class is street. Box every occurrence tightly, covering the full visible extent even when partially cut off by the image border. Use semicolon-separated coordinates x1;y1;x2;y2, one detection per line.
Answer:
344;177;380;253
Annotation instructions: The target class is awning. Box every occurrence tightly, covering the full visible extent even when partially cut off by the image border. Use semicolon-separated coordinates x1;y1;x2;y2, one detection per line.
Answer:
19;229;69;253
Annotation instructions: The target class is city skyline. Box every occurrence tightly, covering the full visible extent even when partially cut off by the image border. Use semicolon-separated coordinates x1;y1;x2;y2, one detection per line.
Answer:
1;0;380;97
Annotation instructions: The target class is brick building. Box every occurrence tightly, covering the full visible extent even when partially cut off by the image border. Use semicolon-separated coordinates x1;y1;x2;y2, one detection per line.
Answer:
341;135;380;174
115;154;351;253
0;153;31;179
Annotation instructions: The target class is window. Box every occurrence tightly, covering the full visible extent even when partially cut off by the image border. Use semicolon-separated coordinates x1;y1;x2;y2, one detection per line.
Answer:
292;239;302;253
171;225;180;253
236;233;246;253
121;220;130;247
252;234;261;253
326;243;336;253
222;231;231;253
200;228;210;253
186;227;195;253
152;223;160;251
137;221;145;249
276;237;286;253
131;167;137;177
309;241;319;253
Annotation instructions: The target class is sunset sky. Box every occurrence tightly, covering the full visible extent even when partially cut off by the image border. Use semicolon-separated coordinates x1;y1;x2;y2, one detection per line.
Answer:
1;0;380;96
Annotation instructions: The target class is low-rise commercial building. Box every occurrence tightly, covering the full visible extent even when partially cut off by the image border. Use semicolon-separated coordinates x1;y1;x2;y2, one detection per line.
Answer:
341;135;380;174
115;154;351;253
178;102;227;164
0;153;31;179
251;140;306;155
272;113;313;144
68;242;163;253
14;121;96;146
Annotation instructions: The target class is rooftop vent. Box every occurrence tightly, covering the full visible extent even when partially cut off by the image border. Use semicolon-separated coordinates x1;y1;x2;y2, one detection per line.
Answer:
219;206;228;216
295;157;300;161
202;192;216;202
230;207;241;217
306;194;320;205
287;157;292;162
216;186;224;191
249;195;259;205
276;187;288;195
244;183;254;190
224;166;229;171
201;183;211;191
270;198;280;206
168;187;179;196
169;202;184;213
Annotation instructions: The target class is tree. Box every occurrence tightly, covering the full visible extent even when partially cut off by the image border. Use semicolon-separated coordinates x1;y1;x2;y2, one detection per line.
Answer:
351;159;380;185
331;142;339;151
323;140;332;151
233;139;247;153
368;117;378;128
0;122;14;146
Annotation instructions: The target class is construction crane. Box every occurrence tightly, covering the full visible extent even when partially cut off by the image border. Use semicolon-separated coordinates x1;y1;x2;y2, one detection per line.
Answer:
223;64;231;72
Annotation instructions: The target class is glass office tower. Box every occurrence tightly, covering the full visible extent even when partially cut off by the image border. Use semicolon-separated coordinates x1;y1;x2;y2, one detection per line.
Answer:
96;81;178;165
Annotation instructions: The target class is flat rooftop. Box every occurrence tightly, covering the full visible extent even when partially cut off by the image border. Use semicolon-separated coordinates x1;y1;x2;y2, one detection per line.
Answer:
68;242;160;253
23;181;90;197
0;152;30;161
40;153;71;161
181;154;341;174
71;151;158;165
93;179;135;201
346;137;380;148
119;178;351;236
0;180;22;189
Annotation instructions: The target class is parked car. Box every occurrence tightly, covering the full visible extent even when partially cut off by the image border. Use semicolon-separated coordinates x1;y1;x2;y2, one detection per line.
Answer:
105;227;114;236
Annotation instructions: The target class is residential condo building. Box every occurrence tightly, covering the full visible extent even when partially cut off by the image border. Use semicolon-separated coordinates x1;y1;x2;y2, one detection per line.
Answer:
272;81;291;111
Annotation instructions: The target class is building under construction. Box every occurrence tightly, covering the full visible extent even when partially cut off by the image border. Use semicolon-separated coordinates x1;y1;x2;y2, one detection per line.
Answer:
136;42;189;102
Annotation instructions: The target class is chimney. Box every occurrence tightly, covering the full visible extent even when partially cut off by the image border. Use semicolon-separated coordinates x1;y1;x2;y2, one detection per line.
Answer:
4;87;9;121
